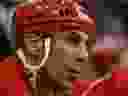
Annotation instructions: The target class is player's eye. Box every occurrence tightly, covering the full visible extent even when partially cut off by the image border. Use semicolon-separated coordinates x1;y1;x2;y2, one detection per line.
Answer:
67;32;81;44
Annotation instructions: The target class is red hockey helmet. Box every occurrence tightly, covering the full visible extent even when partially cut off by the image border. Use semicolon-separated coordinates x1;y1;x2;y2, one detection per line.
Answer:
16;0;96;32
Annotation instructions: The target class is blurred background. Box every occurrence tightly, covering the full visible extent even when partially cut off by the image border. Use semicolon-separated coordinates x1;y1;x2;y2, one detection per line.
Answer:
0;0;15;56
96;32;128;71
97;0;128;32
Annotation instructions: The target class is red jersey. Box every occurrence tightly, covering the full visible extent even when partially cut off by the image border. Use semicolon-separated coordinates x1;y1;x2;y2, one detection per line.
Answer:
73;67;128;96
0;56;29;96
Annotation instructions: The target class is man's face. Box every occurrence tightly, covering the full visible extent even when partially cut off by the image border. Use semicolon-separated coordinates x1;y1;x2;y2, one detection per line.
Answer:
45;32;96;94
24;33;44;56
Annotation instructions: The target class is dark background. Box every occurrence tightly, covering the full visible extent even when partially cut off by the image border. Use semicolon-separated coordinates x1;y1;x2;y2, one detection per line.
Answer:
0;1;15;56
97;0;128;32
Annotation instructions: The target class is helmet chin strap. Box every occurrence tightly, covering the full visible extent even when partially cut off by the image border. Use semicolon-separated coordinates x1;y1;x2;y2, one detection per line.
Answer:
17;37;51;88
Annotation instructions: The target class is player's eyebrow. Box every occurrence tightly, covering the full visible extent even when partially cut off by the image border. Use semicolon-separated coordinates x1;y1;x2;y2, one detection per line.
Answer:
64;32;81;41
